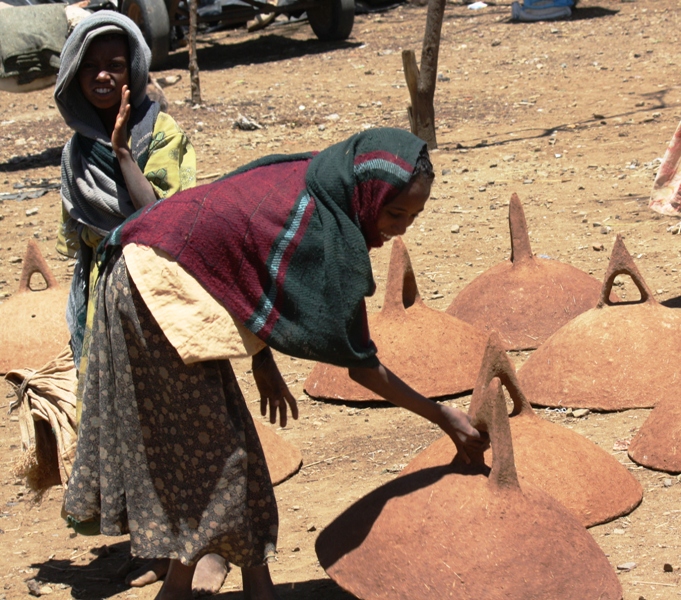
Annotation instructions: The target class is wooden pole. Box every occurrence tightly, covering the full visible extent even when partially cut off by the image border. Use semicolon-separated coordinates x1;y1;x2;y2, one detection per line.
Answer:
189;0;202;104
402;0;446;149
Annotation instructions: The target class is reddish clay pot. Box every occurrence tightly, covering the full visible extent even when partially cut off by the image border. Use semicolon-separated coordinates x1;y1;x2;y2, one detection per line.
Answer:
0;240;70;374
316;376;623;600
403;333;642;527
447;193;608;350
518;235;681;411
304;237;487;402
253;420;302;485
628;397;681;473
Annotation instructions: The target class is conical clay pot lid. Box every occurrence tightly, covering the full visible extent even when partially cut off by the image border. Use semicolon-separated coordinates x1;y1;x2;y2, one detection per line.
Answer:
304;238;487;402
0;240;70;374
447;193;609;350
252;420;302;485
628;396;681;473
402;333;642;527
315;376;623;600
518;234;681;411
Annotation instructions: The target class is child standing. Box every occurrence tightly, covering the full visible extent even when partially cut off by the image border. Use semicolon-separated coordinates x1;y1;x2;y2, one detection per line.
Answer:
54;10;196;369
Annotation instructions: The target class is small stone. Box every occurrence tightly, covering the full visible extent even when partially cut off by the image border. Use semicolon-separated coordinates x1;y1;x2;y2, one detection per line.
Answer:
612;528;626;535
8;256;22;264
292;505;300;511
451;224;460;234
573;408;590;418
292;546;301;552
26;580;42;597
592;221;602;227
617;562;636;571
318;124;326;131
25;207;38;216
592;244;605;251
307;524;317;532
39;587;53;595
663;563;674;572
663;478;673;487
601;226;611;234
325;113;340;122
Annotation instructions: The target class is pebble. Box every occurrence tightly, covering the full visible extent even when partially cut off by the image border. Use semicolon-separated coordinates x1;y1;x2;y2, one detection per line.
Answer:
573;408;590;418
663;563;674;572
451;225;460;233
663;478;673;487
617;562;636;571
306;524;317;532
8;256;21;264
592;244;605;251
612;528;626;535
600;226;611;234
25;208;38;216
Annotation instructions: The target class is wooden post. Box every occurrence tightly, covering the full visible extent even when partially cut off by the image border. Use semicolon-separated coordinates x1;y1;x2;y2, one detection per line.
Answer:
402;0;446;149
189;0;201;105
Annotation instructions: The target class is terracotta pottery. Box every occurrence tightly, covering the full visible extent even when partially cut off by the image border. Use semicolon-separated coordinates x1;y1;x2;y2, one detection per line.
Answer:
446;192;608;350
628;396;681;473
303;237;488;402
402;333;642;527
518;234;681;411
315;377;623;600
0;240;70;374
252;420;302;485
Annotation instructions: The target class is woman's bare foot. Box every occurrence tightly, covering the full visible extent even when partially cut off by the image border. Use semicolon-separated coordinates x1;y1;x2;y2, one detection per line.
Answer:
155;559;196;600
192;554;229;596
241;564;280;600
126;558;170;587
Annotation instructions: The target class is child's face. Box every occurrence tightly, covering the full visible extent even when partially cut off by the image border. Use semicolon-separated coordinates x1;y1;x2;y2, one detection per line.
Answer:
77;35;130;112
376;175;432;243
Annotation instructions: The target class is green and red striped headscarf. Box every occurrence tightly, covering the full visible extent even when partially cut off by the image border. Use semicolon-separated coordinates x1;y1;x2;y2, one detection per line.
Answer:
114;127;427;368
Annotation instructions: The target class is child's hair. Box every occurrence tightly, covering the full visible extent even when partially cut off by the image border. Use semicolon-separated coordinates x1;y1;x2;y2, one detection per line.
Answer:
411;146;435;182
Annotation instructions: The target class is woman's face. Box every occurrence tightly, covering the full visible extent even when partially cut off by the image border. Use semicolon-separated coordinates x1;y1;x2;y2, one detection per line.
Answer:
376;175;432;243
77;35;129;112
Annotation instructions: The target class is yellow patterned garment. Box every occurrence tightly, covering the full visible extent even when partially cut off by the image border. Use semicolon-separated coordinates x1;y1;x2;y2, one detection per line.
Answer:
57;111;196;258
57;111;195;422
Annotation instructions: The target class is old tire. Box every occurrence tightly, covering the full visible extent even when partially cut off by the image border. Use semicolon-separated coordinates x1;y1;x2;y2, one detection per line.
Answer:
122;0;170;70
308;0;354;41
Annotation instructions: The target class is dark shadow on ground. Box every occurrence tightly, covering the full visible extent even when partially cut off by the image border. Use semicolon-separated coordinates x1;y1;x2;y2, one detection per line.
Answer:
570;5;619;20
0;147;62;173
215;578;358;598
662;296;681;309
32;541;358;600
30;541;131;599
164;29;361;71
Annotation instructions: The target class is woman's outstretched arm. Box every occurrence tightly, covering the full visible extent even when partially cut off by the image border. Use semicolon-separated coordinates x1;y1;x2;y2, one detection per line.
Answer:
348;362;488;463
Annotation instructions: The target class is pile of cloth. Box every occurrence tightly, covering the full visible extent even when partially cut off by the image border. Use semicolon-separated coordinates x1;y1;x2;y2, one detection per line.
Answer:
6;345;78;493
511;0;575;22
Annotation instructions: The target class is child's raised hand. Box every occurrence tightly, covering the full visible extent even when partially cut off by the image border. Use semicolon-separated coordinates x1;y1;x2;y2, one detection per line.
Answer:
112;84;132;155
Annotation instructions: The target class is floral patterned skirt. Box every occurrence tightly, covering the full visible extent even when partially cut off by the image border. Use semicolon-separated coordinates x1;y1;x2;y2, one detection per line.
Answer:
63;251;277;567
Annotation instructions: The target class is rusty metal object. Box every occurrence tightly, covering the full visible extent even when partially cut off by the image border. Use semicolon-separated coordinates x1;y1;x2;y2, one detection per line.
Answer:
628;397;681;473
0;240;70;374
403;333;642;527
447;193;607;350
252;420;302;485
316;375;623;600
304;237;488;402
518;234;681;411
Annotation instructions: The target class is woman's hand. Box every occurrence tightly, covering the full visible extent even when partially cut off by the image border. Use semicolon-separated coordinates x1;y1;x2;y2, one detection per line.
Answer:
112;84;132;156
437;404;489;465
252;347;299;427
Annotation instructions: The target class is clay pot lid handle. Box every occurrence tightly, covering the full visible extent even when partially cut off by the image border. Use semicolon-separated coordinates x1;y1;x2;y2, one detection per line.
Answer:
18;240;59;293
509;192;535;267
469;377;521;492
381;237;421;315
471;332;534;417
597;234;656;308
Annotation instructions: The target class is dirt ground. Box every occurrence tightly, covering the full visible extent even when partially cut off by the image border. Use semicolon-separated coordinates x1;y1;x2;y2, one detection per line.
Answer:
2;0;681;597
